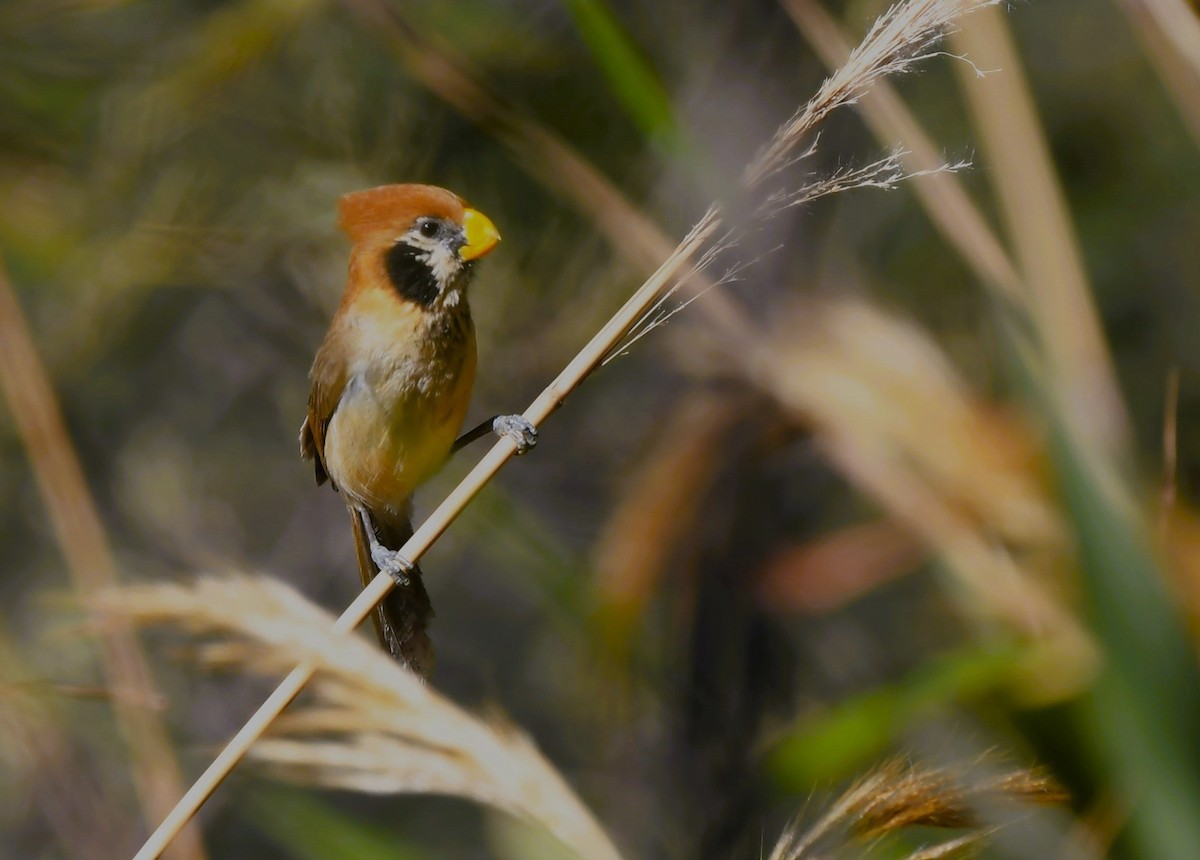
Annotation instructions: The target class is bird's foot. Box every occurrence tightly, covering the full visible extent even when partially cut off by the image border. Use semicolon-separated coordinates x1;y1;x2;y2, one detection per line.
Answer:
493;414;538;455
371;544;414;587
359;509;415;586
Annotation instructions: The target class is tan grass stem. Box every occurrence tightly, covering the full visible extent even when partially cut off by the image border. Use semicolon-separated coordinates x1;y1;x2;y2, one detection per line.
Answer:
0;255;207;860
1161;365;1181;541
951;8;1127;454
1120;0;1200;149
1133;0;1200;83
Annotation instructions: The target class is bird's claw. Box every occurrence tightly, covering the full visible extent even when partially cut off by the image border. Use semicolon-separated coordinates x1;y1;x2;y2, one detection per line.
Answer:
493;414;538;455
371;544;414;586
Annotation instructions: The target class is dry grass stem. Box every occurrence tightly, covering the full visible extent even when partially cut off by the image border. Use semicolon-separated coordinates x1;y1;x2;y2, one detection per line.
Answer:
622;144;971;357
951;8;1127;456
762;147;971;213
1161;366;1181;541
768;758;1066;860
0;256;206;860
1131;0;1200;83
103;575;624;860
130;202;716;860
134;2;1009;854
1120;0;1200;148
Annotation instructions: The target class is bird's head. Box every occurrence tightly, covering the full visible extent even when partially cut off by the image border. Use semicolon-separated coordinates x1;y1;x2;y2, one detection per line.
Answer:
338;183;501;309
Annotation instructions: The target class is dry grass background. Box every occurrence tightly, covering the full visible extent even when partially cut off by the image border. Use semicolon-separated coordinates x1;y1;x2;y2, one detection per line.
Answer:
3;0;1200;857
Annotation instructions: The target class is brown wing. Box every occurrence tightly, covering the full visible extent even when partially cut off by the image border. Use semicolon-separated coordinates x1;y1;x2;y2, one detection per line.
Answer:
299;337;348;487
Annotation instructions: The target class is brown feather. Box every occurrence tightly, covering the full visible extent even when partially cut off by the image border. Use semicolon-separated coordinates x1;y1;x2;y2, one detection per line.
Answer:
338;184;466;244
300;327;350;487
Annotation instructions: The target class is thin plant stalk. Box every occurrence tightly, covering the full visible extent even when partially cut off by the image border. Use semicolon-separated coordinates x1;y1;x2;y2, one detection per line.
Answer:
1131;0;1200;84
1119;0;1200;150
951;7;1127;454
0;256;207;860
1161;365;1181;541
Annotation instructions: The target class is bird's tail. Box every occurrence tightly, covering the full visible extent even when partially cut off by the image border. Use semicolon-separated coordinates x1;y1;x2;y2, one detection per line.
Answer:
350;509;436;677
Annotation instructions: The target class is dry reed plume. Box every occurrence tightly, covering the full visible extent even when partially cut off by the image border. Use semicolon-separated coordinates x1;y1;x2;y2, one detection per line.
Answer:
745;0;996;188
101;574;623;860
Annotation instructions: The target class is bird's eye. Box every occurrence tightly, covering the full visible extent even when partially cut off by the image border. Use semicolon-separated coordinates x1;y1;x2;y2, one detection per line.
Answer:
417;218;440;239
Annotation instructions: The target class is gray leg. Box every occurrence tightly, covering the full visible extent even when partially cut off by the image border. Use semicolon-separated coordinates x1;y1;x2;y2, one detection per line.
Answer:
358;509;414;586
453;414;538;455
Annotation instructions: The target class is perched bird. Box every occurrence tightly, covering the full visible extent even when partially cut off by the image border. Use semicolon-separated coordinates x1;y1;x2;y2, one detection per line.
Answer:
300;184;536;677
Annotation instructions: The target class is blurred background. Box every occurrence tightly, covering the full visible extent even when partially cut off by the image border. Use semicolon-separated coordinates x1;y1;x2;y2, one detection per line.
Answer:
4;0;1200;858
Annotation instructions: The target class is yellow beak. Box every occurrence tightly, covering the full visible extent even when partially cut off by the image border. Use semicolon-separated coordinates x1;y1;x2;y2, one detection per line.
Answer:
459;208;501;261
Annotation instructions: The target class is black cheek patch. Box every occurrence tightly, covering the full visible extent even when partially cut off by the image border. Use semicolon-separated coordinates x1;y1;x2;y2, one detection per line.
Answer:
384;241;440;308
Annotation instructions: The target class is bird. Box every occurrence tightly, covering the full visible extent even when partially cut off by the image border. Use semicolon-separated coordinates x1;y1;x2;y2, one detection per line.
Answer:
300;183;536;677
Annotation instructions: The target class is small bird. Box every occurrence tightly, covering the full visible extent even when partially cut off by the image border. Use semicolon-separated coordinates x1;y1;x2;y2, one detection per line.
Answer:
300;183;536;676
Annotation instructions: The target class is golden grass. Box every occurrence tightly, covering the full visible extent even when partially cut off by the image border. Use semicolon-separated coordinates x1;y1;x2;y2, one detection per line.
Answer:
103;574;624;860
746;0;998;188
769;757;1066;860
